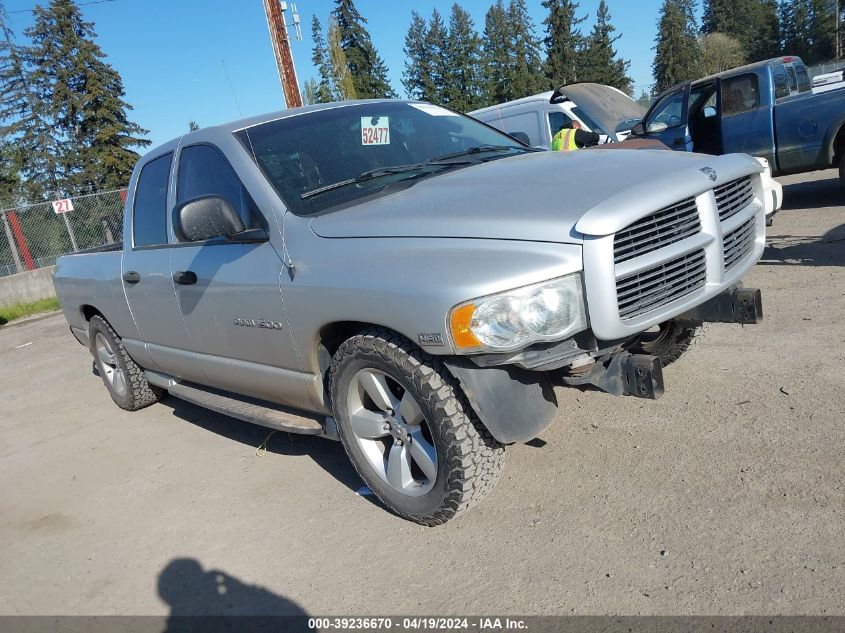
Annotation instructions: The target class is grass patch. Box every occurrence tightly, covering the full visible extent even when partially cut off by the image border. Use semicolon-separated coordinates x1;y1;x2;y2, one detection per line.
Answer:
0;296;60;326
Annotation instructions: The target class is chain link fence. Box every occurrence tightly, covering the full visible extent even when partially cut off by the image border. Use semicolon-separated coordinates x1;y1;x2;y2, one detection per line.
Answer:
0;188;126;278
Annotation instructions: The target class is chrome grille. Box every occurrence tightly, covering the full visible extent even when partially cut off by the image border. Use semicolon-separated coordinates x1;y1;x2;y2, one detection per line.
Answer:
715;176;754;222
723;217;756;271
617;249;707;320
614;197;700;264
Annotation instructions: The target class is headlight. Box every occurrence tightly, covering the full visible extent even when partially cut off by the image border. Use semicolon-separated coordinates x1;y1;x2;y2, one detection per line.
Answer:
449;273;588;352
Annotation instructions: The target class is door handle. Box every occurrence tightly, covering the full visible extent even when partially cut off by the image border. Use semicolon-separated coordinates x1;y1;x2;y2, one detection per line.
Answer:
122;271;140;284
673;136;686;146
173;271;197;285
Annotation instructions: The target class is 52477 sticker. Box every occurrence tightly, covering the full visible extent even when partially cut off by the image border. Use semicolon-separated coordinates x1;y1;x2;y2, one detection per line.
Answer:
361;116;390;145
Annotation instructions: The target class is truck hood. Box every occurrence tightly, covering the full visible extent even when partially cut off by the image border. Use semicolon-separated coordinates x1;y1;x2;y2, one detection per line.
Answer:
552;83;646;135
310;150;763;243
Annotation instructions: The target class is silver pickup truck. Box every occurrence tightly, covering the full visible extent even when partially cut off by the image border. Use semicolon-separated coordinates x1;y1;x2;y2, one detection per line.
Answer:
54;100;771;525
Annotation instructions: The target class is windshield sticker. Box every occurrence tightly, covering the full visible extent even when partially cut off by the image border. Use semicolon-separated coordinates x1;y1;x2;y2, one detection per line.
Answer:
361;116;390;145
408;103;458;117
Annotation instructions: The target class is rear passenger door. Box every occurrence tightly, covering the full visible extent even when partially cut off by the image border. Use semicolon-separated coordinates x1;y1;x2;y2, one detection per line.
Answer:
122;151;203;381
168;143;307;407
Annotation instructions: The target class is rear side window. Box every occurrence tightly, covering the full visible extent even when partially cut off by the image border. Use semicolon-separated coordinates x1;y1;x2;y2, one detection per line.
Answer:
721;74;759;116
772;64;790;99
786;65;798;92
133;153;172;247
176;144;262;237
795;64;811;92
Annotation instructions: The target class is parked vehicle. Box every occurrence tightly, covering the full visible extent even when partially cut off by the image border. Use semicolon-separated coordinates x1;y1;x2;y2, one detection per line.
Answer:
469;83;645;148
812;68;844;94
54;100;770;525
632;56;845;187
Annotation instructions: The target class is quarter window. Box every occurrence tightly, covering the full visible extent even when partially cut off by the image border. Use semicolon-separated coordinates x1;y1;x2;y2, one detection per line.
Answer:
133;153;172;247
721;74;759;116
772;64;790;99
548;112;574;139
176;144;262;238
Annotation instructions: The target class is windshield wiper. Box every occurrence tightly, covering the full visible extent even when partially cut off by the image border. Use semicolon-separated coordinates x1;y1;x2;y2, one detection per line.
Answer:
300;162;454;200
431;144;535;162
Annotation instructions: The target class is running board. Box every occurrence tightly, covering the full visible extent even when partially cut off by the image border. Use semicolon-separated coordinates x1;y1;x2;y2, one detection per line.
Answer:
166;381;325;436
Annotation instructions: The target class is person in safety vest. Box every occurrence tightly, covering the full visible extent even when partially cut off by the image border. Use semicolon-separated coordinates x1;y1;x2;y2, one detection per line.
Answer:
551;120;600;151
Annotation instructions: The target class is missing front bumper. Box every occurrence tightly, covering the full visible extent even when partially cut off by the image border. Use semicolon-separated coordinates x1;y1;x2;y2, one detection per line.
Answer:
678;286;763;324
563;352;665;400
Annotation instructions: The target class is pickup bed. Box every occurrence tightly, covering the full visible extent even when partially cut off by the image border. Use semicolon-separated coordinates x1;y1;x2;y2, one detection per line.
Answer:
54;100;773;524
634;56;845;187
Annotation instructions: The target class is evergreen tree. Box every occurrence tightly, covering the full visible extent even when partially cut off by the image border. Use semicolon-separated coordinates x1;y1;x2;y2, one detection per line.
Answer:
443;4;483;111
327;16;356;100
310;15;334;103
481;0;512;105
653;0;701;92
23;0;148;193
807;0;837;62
402;11;433;100
780;0;813;60
580;0;633;94
542;0;586;87
188;120;199;131
506;0;545;98
425;9;449;105
702;0;779;62
331;0;396;98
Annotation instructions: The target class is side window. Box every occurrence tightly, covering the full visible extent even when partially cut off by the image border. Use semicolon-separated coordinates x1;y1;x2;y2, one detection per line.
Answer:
548;111;574;140
795;64;811;92
786;65;798;93
176;144;262;239
646;90;686;131
772;64;790;99
496;111;540;145
133;153;172;248
721;74;759;116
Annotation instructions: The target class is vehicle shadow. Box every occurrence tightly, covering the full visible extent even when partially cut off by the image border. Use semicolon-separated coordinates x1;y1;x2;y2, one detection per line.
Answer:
761;223;845;267
157;557;311;632
158;395;367;496
779;174;842;211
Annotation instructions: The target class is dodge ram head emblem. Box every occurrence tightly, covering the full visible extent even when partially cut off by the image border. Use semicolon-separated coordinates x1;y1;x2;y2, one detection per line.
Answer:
700;167;718;182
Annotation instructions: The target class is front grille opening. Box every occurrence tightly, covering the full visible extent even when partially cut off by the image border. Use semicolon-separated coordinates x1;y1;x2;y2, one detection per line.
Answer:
723;217;756;272
614;197;700;264
617;249;707;320
715;176;754;222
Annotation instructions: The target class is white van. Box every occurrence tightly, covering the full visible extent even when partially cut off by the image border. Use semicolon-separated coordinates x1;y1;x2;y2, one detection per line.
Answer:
470;83;646;149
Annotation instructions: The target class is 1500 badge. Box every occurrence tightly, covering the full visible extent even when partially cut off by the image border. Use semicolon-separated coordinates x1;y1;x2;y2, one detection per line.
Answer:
233;317;285;330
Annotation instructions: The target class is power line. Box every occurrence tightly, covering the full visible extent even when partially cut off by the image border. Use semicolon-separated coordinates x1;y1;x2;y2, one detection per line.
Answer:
7;0;121;15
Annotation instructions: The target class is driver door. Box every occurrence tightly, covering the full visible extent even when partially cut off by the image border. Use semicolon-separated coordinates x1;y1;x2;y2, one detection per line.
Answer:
641;84;692;151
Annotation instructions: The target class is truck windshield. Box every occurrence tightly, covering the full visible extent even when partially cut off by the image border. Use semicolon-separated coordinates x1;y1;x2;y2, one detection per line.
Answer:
235;102;527;215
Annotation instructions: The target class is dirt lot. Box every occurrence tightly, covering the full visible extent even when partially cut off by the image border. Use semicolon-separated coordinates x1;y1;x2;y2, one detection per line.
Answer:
0;170;842;617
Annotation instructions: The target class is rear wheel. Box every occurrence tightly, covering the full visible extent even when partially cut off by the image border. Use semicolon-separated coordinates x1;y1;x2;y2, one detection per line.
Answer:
89;315;162;411
329;329;505;525
627;319;703;367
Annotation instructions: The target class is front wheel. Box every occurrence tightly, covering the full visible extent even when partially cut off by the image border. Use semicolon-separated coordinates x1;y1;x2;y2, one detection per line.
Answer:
329;329;505;525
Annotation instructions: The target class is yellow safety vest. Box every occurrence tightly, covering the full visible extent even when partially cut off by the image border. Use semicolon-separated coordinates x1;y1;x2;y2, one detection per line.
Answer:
552;128;578;151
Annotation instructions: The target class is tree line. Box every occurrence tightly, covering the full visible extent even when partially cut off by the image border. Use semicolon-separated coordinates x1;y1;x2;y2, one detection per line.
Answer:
307;0;844;109
0;0;148;205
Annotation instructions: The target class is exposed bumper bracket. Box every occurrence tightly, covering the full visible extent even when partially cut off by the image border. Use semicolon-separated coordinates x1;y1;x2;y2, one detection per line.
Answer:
678;287;763;324
563;352;664;400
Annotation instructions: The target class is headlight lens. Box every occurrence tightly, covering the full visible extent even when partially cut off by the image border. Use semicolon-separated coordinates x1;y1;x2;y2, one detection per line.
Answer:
449;273;587;352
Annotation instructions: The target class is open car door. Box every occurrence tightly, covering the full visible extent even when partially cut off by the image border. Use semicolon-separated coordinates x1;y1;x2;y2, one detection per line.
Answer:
637;83;692;151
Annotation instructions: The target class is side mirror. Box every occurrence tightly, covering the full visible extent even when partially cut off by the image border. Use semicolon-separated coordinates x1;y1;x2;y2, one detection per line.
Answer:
631;122;645;136
509;131;531;145
646;121;668;133
703;105;717;118
174;196;263;243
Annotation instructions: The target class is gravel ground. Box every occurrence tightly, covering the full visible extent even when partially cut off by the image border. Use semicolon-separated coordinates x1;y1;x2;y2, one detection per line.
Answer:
0;170;842;617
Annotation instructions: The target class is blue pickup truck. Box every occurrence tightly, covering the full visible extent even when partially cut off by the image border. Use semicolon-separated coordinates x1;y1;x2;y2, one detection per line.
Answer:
633;56;845;187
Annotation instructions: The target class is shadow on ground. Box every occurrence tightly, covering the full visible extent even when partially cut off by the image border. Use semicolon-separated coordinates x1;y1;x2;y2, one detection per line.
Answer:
761;223;845;267
158;558;311;632
780;174;843;211
158;395;365;494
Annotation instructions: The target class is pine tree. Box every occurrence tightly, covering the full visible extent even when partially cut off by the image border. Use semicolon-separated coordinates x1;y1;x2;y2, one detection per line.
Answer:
702;0;780;62
425;9;449;105
23;0;148;194
331;0;396;98
402;11;433;100
542;0;586;87
807;0;837;63
653;0;701;92
580;0;633;94
443;4;483;111
780;0;813;60
310;15;335;103
481;0;512;105
327;16;356;100
507;0;545;98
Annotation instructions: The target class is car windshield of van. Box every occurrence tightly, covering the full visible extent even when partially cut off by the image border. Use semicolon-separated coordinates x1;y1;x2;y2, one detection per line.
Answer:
235;102;533;216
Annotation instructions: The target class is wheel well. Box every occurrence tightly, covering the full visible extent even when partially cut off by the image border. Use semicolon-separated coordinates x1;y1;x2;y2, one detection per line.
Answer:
317;321;376;357
81;305;104;322
833;124;845;167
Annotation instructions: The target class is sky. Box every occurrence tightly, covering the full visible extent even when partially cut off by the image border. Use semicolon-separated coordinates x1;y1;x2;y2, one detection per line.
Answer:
4;0;679;149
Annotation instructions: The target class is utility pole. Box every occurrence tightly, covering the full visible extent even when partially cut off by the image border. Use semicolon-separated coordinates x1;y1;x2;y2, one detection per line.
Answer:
263;0;303;109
